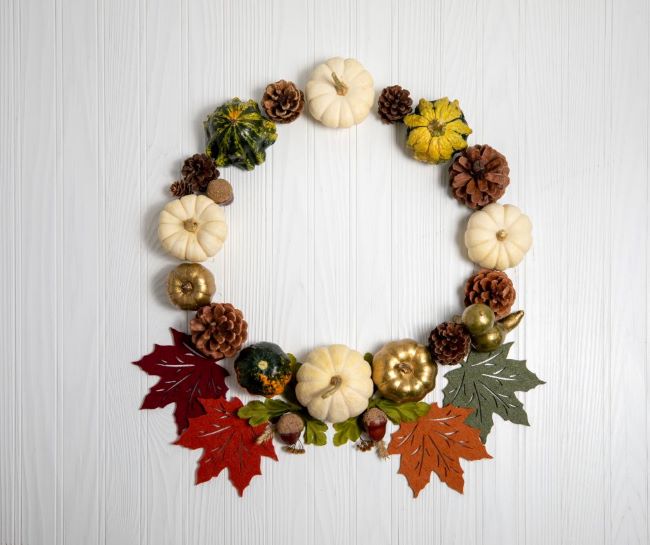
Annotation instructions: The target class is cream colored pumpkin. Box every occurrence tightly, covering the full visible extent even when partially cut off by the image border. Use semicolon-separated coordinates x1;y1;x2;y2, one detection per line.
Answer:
296;344;373;423
158;194;228;262
305;57;374;128
464;203;532;270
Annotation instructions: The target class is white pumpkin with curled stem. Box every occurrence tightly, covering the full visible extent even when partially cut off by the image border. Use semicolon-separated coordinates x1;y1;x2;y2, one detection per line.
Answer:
464;203;532;270
158;194;228;262
305;57;375;128
295;344;373;424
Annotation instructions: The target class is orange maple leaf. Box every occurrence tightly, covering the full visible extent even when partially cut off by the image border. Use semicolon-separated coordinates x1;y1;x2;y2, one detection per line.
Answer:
388;403;491;497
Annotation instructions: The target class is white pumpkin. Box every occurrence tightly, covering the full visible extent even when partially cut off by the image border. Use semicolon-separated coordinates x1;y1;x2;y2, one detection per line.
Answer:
464;203;532;270
158;194;228;262
305;57;374;128
296;344;373;423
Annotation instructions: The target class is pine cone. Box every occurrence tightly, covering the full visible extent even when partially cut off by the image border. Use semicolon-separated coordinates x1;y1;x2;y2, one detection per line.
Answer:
428;322;471;365
190;303;248;359
261;80;304;124
449;145;510;209
465;269;516;319
378;85;413;124
169;179;192;197
181;153;219;192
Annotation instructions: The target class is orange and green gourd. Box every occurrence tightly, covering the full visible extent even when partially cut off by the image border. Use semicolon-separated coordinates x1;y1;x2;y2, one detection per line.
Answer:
204;98;277;171
234;342;293;397
403;97;472;164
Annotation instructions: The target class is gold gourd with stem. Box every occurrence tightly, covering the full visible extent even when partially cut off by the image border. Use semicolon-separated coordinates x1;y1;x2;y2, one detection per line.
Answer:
167;263;216;310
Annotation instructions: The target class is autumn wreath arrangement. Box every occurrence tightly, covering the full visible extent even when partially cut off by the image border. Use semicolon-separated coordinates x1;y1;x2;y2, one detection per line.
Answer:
134;57;543;498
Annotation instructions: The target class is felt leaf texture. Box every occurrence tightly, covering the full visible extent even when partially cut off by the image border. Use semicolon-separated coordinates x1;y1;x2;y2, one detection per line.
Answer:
388;403;491;496
333;417;362;446
303;416;328;446
133;328;229;435
373;398;430;424
238;398;301;426
175;397;277;496
442;342;545;442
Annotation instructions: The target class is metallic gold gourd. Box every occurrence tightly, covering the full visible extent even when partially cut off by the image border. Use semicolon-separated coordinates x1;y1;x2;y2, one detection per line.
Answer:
471;310;525;352
461;303;495;335
371;339;437;403
166;263;216;310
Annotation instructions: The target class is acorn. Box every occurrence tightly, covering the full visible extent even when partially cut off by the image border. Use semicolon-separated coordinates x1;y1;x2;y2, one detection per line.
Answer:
276;413;304;445
362;408;388;442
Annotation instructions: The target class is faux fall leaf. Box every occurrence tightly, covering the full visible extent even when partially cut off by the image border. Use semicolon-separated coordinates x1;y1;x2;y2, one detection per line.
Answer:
133;328;229;435
442;343;545;442
175;397;277;496
388;403;491;496
333;416;362;446
237;398;302;426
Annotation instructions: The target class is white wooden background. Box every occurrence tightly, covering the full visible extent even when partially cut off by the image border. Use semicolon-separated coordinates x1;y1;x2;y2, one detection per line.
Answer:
1;0;648;544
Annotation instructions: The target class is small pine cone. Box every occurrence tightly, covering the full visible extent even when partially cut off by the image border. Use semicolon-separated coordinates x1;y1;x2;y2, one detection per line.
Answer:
190;303;248;360
261;80;305;124
181;153;220;192
449;145;510;209
465;269;516;319
377;85;413;124
429;322;471;365
169;179;192;197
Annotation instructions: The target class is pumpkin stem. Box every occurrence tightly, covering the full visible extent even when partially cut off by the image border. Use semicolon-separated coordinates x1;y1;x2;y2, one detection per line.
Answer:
181;281;193;294
496;229;508;241
397;362;413;375
331;72;348;96
184;219;199;233
321;375;343;399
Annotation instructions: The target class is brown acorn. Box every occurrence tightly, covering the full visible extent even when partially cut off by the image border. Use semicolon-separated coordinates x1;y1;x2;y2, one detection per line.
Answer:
362;408;387;442
276;413;304;445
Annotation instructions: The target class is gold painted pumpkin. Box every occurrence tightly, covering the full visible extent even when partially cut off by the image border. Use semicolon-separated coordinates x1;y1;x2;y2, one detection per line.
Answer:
305;57;374;128
158;194;228;262
464;203;532;270
295;345;373;423
371;339;437;403
166;263;215;310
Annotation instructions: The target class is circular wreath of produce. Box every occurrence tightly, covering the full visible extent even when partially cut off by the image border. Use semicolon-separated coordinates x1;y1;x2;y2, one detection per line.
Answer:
134;57;543;498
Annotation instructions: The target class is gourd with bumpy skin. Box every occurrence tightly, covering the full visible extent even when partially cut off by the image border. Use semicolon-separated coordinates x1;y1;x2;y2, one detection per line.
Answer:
464;203;532;270
204;98;277;171
296;345;373;424
158;195;227;262
234;342;293;397
305;57;374;128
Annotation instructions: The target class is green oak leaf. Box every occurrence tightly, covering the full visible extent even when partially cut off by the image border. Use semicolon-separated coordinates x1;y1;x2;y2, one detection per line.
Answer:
442;342;544;442
237;398;301;426
372;397;430;424
303;416;328;446
333;417;362;446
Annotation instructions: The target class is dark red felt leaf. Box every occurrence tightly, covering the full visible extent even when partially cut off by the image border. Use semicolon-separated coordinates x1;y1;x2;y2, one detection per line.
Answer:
133;328;229;435
175;397;277;495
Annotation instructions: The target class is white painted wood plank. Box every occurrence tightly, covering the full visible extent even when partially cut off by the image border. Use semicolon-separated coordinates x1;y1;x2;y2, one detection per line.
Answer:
0;0;18;543
17;0;59;544
102;0;143;543
609;0;649;544
59;0;102;543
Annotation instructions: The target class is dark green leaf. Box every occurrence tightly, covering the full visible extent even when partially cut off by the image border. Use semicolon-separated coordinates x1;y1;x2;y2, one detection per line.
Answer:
442;342;544;442
303;417;328;446
364;353;374;365
332;417;362;446
374;398;430;424
237;398;300;426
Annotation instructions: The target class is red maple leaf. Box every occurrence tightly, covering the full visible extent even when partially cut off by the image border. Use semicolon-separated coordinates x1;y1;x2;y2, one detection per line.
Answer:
388;403;491;496
175;397;277;495
133;328;229;435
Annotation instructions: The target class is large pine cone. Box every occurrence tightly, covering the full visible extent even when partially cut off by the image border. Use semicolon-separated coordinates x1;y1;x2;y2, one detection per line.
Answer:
465;269;516;319
181;153;220;192
190;303;248;359
428;322;471;365
378;85;413;124
449;145;510;209
261;80;304;124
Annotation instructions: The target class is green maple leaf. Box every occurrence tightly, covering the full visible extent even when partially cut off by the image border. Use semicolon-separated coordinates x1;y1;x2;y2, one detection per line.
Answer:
303;416;328;446
237;398;301;426
371;398;430;424
442;343;544;442
333;417;362;446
